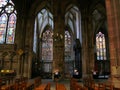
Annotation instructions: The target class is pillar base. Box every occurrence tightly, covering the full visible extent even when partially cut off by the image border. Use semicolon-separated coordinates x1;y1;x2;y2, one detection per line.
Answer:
111;76;120;88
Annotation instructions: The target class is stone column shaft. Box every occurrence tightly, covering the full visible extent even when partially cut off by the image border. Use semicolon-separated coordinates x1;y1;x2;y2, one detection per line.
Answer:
105;0;120;88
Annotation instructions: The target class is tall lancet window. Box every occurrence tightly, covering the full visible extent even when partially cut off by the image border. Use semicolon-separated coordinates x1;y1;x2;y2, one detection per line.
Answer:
64;30;75;76
0;0;17;44
65;5;82;77
42;29;53;61
96;32;106;60
65;31;72;60
94;31;110;79
33;8;53;78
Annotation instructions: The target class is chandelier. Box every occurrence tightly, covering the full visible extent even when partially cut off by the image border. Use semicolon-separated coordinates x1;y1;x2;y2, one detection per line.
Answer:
52;33;63;42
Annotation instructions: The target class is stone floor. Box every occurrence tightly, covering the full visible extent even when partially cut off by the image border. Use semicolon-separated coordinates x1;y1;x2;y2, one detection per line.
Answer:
41;79;70;90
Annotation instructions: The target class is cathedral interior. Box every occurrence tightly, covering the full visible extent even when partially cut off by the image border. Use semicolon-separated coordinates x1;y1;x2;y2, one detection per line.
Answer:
0;0;120;89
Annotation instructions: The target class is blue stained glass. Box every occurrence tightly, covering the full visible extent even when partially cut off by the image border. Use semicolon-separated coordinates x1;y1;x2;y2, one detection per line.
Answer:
97;56;99;60
101;56;103;60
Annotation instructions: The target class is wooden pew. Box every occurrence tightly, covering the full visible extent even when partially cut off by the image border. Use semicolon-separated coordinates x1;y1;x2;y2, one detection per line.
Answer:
0;77;39;90
34;77;41;88
1;82;28;90
26;81;34;90
56;83;66;90
70;78;78;90
114;87;120;90
70;77;89;90
71;82;88;90
94;83;105;90
35;84;47;90
1;85;10;90
35;83;50;90
46;82;50;90
105;84;114;90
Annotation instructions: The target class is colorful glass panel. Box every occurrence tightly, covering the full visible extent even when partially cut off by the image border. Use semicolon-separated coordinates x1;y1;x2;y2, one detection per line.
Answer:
0;14;7;43
42;29;53;60
0;0;7;7
5;5;14;13
0;0;17;44
96;32;107;60
6;14;16;44
65;31;72;60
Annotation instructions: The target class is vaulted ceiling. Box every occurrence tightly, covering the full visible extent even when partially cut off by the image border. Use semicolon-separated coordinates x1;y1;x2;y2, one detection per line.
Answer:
12;0;105;11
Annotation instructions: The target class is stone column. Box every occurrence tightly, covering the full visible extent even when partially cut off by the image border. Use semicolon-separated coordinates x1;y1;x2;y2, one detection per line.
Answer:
16;55;21;78
25;15;35;78
52;1;65;80
23;54;28;77
81;9;92;78
105;0;120;88
27;52;32;79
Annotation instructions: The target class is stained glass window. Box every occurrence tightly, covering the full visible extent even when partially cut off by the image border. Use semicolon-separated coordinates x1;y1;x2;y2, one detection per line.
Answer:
0;0;17;44
64;30;74;76
42;29;53;61
0;14;7;43
33;8;53;76
96;32;106;60
65;31;72;60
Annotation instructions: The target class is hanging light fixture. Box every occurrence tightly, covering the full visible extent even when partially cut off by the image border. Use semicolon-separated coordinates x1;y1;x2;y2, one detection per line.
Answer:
46;0;63;42
52;33;63;42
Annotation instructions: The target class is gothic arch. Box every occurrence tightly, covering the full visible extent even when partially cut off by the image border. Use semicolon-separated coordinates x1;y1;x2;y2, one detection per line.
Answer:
65;5;82;42
30;1;53;17
90;2;107;46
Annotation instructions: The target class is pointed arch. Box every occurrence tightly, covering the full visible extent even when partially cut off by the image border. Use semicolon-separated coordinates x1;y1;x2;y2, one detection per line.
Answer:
33;7;54;78
91;2;110;79
65;4;82;44
65;5;82;78
33;8;53;53
93;26;110;79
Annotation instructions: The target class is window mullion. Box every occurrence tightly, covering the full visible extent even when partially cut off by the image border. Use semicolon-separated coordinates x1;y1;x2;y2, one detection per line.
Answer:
5;14;10;43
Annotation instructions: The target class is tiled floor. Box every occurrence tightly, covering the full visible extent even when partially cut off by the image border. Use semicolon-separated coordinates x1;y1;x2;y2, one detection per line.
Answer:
41;79;70;90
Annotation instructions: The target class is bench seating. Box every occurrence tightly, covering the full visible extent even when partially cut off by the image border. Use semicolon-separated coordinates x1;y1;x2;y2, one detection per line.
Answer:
35;83;50;90
56;83;66;90
70;78;88;90
0;76;41;90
